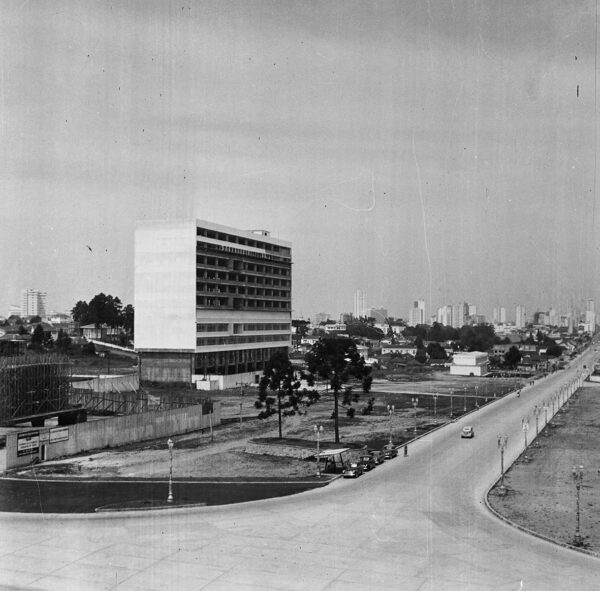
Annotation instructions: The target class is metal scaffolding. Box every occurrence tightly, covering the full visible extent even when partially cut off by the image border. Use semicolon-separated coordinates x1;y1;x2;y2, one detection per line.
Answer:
0;354;72;424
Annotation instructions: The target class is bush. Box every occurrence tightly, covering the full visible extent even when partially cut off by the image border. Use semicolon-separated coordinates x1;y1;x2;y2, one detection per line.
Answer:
346;407;356;418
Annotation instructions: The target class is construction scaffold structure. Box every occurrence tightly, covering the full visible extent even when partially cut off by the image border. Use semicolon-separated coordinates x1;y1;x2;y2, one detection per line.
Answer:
0;354;72;425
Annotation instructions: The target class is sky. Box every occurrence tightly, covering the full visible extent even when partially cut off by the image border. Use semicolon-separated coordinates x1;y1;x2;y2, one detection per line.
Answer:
1;0;599;323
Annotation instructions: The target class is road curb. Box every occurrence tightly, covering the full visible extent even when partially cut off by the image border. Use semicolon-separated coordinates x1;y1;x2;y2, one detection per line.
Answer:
484;481;600;559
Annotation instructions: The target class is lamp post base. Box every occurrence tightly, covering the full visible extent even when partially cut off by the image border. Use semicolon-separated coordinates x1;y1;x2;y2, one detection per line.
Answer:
573;534;583;547
167;491;174;503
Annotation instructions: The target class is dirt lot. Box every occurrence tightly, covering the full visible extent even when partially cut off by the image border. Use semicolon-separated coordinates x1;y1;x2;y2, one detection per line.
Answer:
16;373;521;480
488;382;600;552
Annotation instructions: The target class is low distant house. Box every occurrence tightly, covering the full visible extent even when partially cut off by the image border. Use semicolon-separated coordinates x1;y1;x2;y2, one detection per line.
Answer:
80;324;121;340
450;351;489;377
381;344;417;356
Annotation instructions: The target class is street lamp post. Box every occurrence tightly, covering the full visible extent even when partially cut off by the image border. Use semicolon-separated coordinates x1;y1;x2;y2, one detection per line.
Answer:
543;403;548;427
463;386;467;412
433;393;438;418
497;435;508;488
167;438;174;503
449;389;453;418
533;405;540;437
572;465;584;546
314;425;323;477
237;382;249;429
411;397;419;436
522;419;529;450
387;404;395;445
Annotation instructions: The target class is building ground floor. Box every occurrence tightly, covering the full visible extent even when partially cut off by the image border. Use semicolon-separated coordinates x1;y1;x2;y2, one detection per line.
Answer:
139;345;289;388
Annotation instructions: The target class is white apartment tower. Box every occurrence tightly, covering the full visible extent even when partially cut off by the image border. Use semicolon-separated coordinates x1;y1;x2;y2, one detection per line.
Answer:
408;300;425;326
21;289;47;318
493;306;506;324
515;305;527;329
135;220;292;387
452;302;468;328
354;290;367;319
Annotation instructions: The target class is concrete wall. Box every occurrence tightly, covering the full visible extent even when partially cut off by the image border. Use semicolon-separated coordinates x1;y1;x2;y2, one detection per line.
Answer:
193;371;260;390
72;373;139;393
140;351;194;383
4;401;220;471
134;220;197;351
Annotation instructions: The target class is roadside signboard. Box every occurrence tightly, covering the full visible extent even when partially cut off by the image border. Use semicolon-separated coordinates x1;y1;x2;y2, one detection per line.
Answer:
49;426;69;443
17;431;40;457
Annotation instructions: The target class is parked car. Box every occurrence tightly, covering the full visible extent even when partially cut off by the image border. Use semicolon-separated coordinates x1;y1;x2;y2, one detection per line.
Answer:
369;450;385;465
343;462;364;478
382;444;398;459
461;426;475;438
359;455;377;471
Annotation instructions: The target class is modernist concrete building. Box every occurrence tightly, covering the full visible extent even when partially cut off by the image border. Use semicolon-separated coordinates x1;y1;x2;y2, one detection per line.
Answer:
20;289;47;318
450;351;489;377
135;220;292;388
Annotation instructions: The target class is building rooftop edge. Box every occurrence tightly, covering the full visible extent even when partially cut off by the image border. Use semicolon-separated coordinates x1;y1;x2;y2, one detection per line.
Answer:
135;218;291;248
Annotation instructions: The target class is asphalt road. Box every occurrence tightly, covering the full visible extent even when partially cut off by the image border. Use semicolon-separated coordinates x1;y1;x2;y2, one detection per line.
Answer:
1;349;599;590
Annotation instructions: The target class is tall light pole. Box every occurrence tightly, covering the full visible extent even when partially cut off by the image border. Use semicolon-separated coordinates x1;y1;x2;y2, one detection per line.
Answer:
572;465;584;546
411;397;419;436
314;425;323;478
474;385;479;409
387;404;395;445
543;403;548;427
433;393;438;418
237;382;249;429
533;405;540;437
449;389;453;418
463;386;467;412
167;438;174;503
522;419;529;450
497;435;508;488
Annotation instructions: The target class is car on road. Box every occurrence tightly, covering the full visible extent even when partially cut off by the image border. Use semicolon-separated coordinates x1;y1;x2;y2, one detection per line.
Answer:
369;450;385;465
382;444;398;459
359;455;377;471
343;462;364;478
461;426;475;438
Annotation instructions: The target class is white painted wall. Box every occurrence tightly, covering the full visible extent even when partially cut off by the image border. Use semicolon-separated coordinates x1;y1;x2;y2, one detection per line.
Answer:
135;220;197;352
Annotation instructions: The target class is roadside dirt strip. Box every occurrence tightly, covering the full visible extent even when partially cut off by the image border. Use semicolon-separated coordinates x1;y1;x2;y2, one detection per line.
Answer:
488;381;600;554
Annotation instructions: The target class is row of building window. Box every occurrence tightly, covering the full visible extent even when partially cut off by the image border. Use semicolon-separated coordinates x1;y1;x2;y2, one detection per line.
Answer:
194;345;288;375
196;284;290;299
195;230;291;257
196;253;291;277
196;334;290;346
196;324;229;332
196;272;290;287
196;322;290;333
196;297;290;309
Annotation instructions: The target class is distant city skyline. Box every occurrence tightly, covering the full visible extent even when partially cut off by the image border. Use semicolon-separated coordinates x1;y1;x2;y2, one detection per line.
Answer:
2;1;598;326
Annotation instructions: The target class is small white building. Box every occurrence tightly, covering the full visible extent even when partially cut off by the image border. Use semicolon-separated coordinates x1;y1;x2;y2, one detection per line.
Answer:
450;351;489;377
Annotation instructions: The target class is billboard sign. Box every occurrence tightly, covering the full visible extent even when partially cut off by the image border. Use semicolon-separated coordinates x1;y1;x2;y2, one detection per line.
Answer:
49;426;69;443
17;431;40;457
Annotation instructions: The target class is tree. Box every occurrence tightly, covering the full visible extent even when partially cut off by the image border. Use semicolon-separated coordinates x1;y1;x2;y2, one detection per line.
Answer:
122;304;134;335
504;346;522;368
71;300;90;324
255;350;319;438
72;294;132;329
305;336;372;443
546;343;563;357
460;325;497;352
55;329;72;353
415;348;427;364
28;315;42;324
30;324;45;347
426;342;447;360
